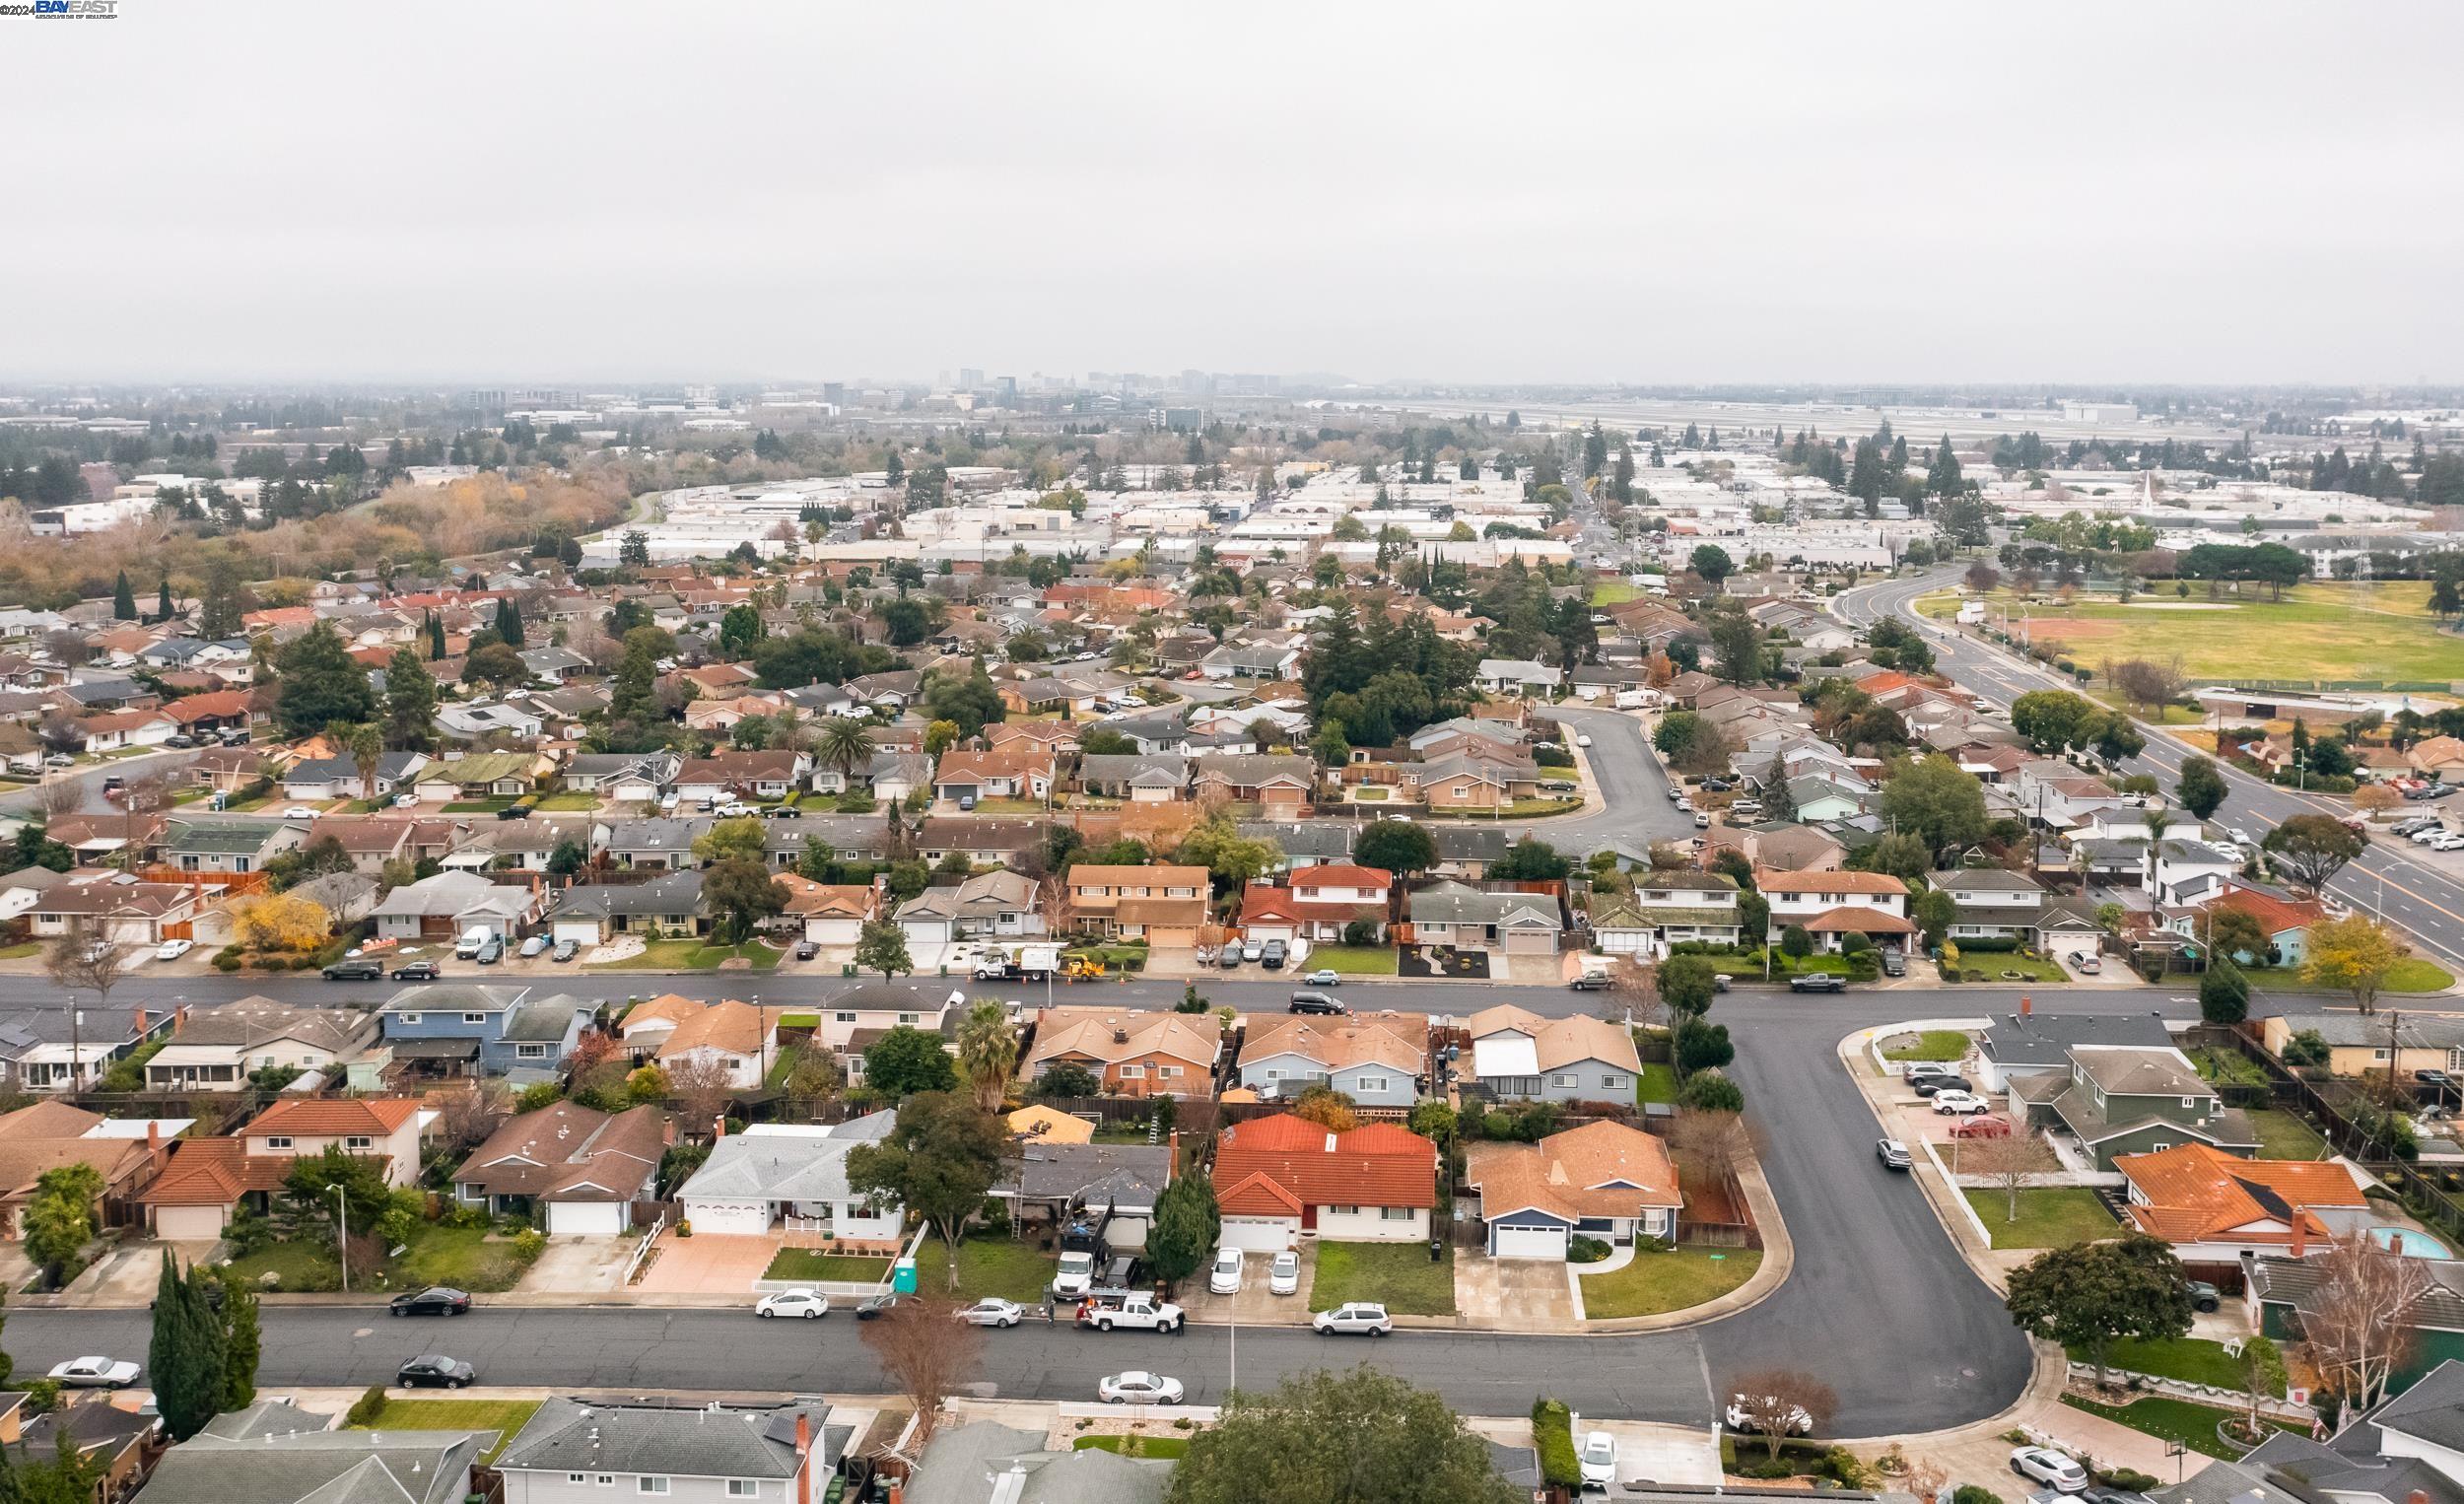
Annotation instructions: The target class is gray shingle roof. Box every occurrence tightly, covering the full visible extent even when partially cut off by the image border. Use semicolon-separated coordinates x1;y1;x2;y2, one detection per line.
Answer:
498;1398;845;1481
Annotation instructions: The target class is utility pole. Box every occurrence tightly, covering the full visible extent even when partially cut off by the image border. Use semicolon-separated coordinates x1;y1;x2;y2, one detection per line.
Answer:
332;1184;349;1294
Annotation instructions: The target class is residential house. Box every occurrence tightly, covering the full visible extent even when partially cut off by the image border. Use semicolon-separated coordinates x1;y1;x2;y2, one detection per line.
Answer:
451;1101;670;1236
1191;753;1317;809
1024;1007;1219;1099
1756;868;1913;950
143;1096;421;1238
2147;836;2246;907
24;873;202;947
2008;1045;2260;1170
1405;880;1563;956
1233;863;1394;945
674;1114;903;1245
413;752;539;802
1477;658;1563;698
1586;871;1742;954
895;1420;1174;1504
280;751;427;801
545;870;707;945
563;752;681;801
1210;1113;1437;1252
1063;863;1209;946
0;1388;161;1503
372;868;540;943
2257;1011;2464;1082
2245;1271;2464;1405
793;983;962;1069
437;702;547;743
912;815;1042;869
380;985;590;1077
1076;753;1191;802
1464;1120;1683;1259
894;868;1043;948
1463;1004;1642;1104
1927;867;2104;964
1235;1011;1426;1108
142;996;380;1093
655;997;775;1090
776;875;878;945
162;815;304;875
931;748;1055;804
991;1140;1172;1241
0;1099;165;1239
2113;1141;2369;1265
133;1400;481;1504
1974;1008;2176;1092
496;1397;849;1504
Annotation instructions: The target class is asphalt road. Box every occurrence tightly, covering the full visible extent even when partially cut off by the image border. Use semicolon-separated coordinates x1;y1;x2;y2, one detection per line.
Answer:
1834;570;2464;974
0;747;198;819
1500;703;1695;850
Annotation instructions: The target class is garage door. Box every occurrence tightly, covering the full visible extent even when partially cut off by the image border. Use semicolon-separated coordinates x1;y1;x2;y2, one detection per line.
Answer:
1217;1216;1297;1253
155;1204;229;1241
1490;1223;1569;1260
683;1200;774;1237
553;920;605;947
1503;928;1558;955
547;1200;625;1239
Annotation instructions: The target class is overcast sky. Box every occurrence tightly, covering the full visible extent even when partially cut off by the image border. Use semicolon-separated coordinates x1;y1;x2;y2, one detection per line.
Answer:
9;1;2461;387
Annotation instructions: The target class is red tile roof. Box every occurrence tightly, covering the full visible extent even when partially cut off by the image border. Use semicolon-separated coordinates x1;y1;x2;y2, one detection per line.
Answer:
1212;1112;1435;1216
246;1097;421;1138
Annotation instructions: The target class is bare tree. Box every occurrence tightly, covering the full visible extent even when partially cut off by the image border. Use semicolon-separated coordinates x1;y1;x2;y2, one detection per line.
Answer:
34;777;83;820
664;1053;740;1136
2297;1230;2434;1413
436;1081;513;1155
45;920;134;1086
1609;957;1662;1030
1960;1127;2055;1223
1728;1369;1838;1461
122;770;172;816
1665;1108;1749;1196
859;1291;978;1446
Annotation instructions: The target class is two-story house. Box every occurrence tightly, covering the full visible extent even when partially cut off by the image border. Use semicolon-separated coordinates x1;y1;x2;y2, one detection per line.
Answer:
1235;1011;1427;1108
1063;863;1209;947
1756;868;1914;951
1464;1004;1642;1104
2147;837;2245;907
1024;1007;1219;1099
143;996;379;1092
380;985;590;1077
2008;1044;2261;1170
1587;871;1742;954
143;1096;423;1238
1926;867;2106;963
496;1397;848;1504
1232;863;1394;946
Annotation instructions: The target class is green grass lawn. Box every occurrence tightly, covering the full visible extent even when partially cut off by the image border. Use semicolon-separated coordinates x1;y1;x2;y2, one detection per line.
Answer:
1350;786;1391;800
1591;581;1648;605
592;939;783;971
1883;1030;1971;1062
443;796;519;813
2247;1108;2330;1160
351;1400;540;1463
1948;951;2072;983
1636;1062;1678;1107
1963;1189;2118;1249
1920;583;2464;683
2066;1336;2287;1396
2242;959;2454;993
533;791;600;810
931;1237;1056;1303
221;1241;342;1292
2059;1394;2299;1461
1579;1247;1761;1320
0;943;39;961
396;1225;533;1293
1073;1436;1191;1458
1309;1241;1456;1316
1301;945;1399;976
1701;951;1851;978
764;1248;892;1284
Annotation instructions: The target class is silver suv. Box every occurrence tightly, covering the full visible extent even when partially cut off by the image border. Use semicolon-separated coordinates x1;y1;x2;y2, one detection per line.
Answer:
1311;1301;1393;1336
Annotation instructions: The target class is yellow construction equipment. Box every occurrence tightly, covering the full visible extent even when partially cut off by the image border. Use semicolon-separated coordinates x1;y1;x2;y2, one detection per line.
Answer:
1061;955;1109;980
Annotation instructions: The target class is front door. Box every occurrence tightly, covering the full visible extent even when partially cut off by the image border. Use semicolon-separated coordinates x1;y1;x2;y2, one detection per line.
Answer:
1301;1203;1318;1231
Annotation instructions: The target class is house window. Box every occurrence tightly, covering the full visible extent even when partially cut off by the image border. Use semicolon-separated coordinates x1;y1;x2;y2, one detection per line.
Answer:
1357;1074;1387;1092
1549;1072;1577;1088
638;1481;669;1496
898;1013;919;1025
463;1013;489;1025
1603;1074;1629;1091
400;1013;422;1024
345;1136;373;1151
569;1475;587;1485
265;1136;293;1150
517;1044;548;1060
835;1012;856;1023
1330;1204;1359;1215
1380;1206;1410;1221
1118;1064;1144;1079
727;1485;759;1499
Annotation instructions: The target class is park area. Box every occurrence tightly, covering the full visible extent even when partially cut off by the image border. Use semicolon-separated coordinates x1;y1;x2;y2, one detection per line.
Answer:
1919;581;2464;684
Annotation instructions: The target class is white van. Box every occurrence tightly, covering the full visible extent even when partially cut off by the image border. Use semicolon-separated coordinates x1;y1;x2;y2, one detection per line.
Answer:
453;925;495;959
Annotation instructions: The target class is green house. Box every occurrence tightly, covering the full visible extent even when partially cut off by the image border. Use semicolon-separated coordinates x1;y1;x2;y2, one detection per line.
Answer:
2011;1046;2259;1171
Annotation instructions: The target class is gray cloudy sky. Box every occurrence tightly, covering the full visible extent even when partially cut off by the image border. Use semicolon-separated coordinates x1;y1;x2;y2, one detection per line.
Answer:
9;0;2461;386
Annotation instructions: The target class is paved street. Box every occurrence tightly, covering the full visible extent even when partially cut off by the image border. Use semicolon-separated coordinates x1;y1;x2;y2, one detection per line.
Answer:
1499;704;1697;850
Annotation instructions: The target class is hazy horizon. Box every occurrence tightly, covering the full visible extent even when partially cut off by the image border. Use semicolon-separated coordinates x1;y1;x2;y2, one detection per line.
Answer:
8;0;2461;387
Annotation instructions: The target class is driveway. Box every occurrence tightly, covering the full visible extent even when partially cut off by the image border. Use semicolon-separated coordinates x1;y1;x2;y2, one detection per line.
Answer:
635;1231;776;1295
1456;1252;1576;1331
1175;1249;1312;1326
518;1236;634;1296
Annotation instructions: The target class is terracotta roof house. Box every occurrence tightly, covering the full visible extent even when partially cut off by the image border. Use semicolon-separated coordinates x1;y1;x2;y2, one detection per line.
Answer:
143;1096;422;1239
673;750;811;802
1234;864;1395;945
931;749;1057;803
1063;863;1208;946
1464;1120;1683;1260
1756;867;1912;948
1235;1012;1427;1108
0;1099;164;1239
1463;1004;1642;1104
2113;1141;2370;1261
775;875;879;946
655;997;775;1090
1024;1007;1219;1099
450;1100;671;1237
1210;1112;1437;1253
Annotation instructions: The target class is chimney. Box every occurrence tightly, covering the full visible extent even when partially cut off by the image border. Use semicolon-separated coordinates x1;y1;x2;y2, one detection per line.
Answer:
1112;1027;1129;1046
2293;1215;2308;1259
146;1121;161;1157
715;1114;727;1140
793;1413;812;1504
134;1007;148;1037
2019;994;2032;1017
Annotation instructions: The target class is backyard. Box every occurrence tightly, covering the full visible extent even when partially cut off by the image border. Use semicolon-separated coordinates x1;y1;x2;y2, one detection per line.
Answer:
349;1400;541;1463
1299;945;1399;977
2246;1108;2330;1160
764;1249;893;1284
1308;1241;1456;1317
1635;1062;1678;1107
1961;1188;2118;1249
1579;1247;1761;1320
1918;582;2464;684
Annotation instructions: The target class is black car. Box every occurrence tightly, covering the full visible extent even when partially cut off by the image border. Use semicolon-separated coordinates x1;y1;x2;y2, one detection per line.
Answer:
793;940;819;961
2421;1068;2456;1094
322;959;383;981
395;1354;475;1390
390;1286;472;1318
497;804;532;820
2080;1488;2154;1504
391;961;442;981
1289;991;1346;1015
1789;974;1847;993
855;1292;905;1320
765;807;801;820
1911;1074;1971;1098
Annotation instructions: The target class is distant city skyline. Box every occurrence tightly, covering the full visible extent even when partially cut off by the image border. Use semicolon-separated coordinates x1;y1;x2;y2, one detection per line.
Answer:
5;0;2460;385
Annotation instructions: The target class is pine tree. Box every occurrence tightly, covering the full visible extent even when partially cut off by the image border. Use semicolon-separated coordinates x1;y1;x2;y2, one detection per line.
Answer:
219;1277;260;1409
494;596;524;648
427;611;447;660
148;1251;226;1440
111;572;137;621
383;647;440;751
156;577;174;623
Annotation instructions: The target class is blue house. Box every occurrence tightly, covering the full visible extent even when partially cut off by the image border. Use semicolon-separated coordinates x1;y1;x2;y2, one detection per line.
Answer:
380;984;592;1077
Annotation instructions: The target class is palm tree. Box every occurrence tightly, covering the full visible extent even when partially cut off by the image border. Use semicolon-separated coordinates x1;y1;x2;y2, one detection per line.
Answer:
818;718;874;793
336;721;383;804
955;999;1018;1113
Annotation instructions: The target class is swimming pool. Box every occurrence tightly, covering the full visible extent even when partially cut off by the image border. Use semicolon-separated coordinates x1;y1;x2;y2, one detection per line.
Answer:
2368;1226;2451;1259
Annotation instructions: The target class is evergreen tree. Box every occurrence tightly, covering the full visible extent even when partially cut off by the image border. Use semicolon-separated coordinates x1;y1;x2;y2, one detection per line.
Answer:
1146;1171;1221;1292
610;636;660;724
273;623;376;737
427;610;447;659
383;647;440;751
156;576;174;623
111;572;137;621
147;1252;226;1440
219;1275;260;1409
196;560;247;641
494;596;524;648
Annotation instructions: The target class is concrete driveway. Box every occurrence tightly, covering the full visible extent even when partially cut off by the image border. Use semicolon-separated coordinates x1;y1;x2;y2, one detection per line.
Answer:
1456;1252;1575;1331
518;1237;633;1296
1176;1248;1313;1326
635;1232;776;1295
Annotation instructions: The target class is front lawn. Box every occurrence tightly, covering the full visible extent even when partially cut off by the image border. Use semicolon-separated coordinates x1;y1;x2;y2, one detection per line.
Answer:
1300;945;1398;976
443;796;518;813
351;1400;540;1463
0;943;39;961
591;939;783;971
533;791;601;811
765;1248;892;1285
1883;1030;1971;1062
1947;951;2072;983
2247;1108;2329;1160
929;1236;1056;1304
2067;1336;2286;1396
2059;1394;2299;1461
1074;1436;1191;1459
221;1241;342;1292
1636;1062;1678;1107
396;1225;534;1292
1309;1241;1455;1316
1962;1189;2118;1249
2243;960;2455;993
1579;1247;1761;1320
1701;951;1851;979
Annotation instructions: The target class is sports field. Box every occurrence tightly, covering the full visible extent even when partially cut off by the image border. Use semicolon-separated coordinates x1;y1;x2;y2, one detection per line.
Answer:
1919;584;2464;684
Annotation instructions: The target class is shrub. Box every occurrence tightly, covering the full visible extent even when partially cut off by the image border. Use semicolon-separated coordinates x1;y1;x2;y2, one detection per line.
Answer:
1952;1489;2006;1504
513;1228;546;1263
1634;1234;1675;1254
2098;1470;2159;1492
1816;1448;1873;1488
1530;1398;1580;1489
213;951;242;973
1839;931;1872;955
1567;1235;1610;1264
345;1385;388;1427
15;1380;61;1414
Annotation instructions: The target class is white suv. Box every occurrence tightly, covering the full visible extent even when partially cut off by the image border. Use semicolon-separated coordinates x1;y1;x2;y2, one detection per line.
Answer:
1932;1090;1993;1116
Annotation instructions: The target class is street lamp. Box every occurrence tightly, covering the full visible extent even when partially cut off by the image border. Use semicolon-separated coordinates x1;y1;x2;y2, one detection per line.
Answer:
331;1184;349;1294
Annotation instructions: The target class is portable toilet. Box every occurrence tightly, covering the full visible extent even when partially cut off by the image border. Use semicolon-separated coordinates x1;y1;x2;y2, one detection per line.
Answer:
891;1257;918;1294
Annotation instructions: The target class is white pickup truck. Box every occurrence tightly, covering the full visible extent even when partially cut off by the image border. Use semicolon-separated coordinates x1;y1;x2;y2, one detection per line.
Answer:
1077;1293;1185;1333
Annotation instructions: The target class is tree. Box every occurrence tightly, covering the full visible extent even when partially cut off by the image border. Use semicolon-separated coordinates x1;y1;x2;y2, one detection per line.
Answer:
1353;820;1437;876
844;1091;1008;1287
1677;1071;1744;1112
235;892;332;953
2177;755;2226;819
43;922;132;1084
1879;756;1989;857
2003;1233;2194;1389
492;595;525;648
861;1023;955;1097
817;718;875;789
1689;545;1735;584
1728;1371;1839;1463
111;571;136;621
1032;1060;1099;1099
148;1251;228;1440
703;858;788;944
20;1162;102;1288
1490;837;1569;882
273;623;376;736
663;1054;739;1132
692;816;768;865
1707;608;1767;687
2298;1231;2435;1412
2010;690;2095;754
2205;906;2271;967
1658;954;1719;1018
1175;816;1282;888
1167;1366;1523;1504
955;999;1018;1113
2265;815;2364;893
854;920;914;984
1675;1017;1734;1074
2355;783;2403;818
1289;1084;1360;1132
857;1291;977;1446
219;1275;261;1410
619;530;650;568
463;640;527;689
1859;831;1934;883
1146;1170;1221;1294
1963;1127;2052;1224
609;634;660;724
2200;957;2251;1026
381;647;439;750
2304;914;2406;1015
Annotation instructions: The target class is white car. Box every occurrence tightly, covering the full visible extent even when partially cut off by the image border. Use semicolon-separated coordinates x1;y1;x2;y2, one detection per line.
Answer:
1302;970;1340;987
1725;1395;1814;1436
48;1357;138;1389
718;802;754;817
1099;1371;1184;1404
1576;734;1594;748
1208;1247;1243;1295
2414;826;2452;844
2010;1447;2088;1493
392;792;420;808
754;1289;830;1319
1579;1430;1618;1491
957;1298;1024;1328
1932;1090;1993;1116
2431;834;2464;853
1268;1250;1300;1295
282;805;317;818
1311;1301;1393;1335
517;935;549;958
155;938;193;961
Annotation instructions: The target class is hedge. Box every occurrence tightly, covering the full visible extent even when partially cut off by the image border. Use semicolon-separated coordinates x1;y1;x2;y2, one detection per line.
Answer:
1531;1398;1580;1488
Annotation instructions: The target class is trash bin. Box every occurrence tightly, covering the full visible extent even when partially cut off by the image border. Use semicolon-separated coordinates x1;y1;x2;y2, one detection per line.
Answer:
891;1257;918;1294
1429;1238;1443;1263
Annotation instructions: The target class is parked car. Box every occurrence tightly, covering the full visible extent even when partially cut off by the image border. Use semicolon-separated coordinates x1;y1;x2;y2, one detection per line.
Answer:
1268;1250;1300;1295
517;935;549;959
46;1357;138;1390
1713;974;1730;992
1579;1430;1618;1491
1302;969;1340;987
1575;734;1593;748
1098;1371;1184;1404
957;1298;1024;1328
552;939;580;963
1789;974;1846;993
389;1286;472;1317
1311;1301;1393;1335
1903;1060;1958;1081
1876;1138;1912;1170
475;938;504;965
855;1292;905;1320
392;960;442;981
2419;1067;2456;1094
1910;1074;1971;1098
1567;973;1611;991
496;804;531;821
156;937;193;961
793;940;819;960
1932;1091;1993;1116
392;792;420;808
1692;811;1711;828
1261;940;1286;969
2187;1279;2223;1313
282;805;318;818
1218;946;1241;970
322;958;383;981
1950;1115;2014;1139
1241;940;1263;962
2073;955;2103;974
1208;1247;1243;1295
1732;799;1763;817
1880;949;1905;977
396;1355;476;1390
1288;991;1345;1015
2010;1447;2088;1492
1725;1394;1813;1436
2079;1488;2153;1504
957;793;976;811
755;1289;830;1319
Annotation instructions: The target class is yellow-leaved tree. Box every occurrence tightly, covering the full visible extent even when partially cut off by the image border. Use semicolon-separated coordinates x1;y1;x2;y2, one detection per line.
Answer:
237;893;332;954
2302;914;2405;1015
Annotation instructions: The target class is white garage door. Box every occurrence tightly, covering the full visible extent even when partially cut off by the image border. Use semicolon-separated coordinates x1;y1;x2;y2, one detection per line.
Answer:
1503;928;1558;955
547;1200;625;1238
683;1200;774;1237
553;919;606;946
1490;1223;1569;1260
1217;1216;1298;1253
155;1204;229;1241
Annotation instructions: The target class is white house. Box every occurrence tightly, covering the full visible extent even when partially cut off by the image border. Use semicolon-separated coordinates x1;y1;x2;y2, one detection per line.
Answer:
1209;1113;1439;1254
676;1114;906;1247
1756;868;1913;951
